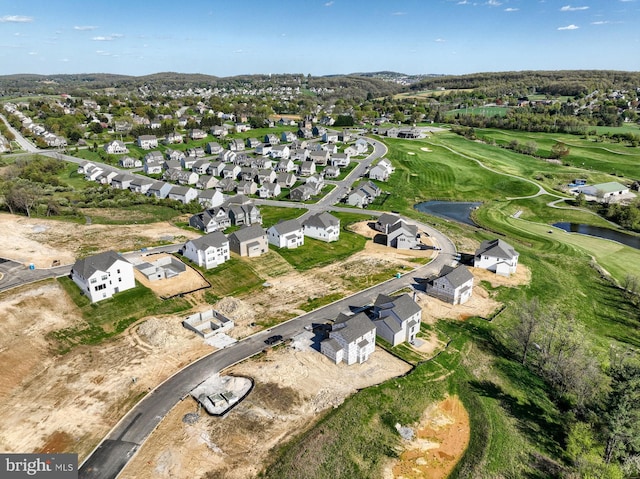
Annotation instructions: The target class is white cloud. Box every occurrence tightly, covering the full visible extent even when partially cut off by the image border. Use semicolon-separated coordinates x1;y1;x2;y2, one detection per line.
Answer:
392;11;407;15
486;0;502;5
0;15;33;23
591;20;611;24
92;34;123;41
504;7;519;11
560;5;589;11
28;51;37;55
324;1;334;6
74;25;97;31
61;58;69;62
435;38;446;42
558;24;579;30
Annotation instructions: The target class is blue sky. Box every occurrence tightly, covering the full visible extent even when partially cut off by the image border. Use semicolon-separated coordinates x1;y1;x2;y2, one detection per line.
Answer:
0;0;638;77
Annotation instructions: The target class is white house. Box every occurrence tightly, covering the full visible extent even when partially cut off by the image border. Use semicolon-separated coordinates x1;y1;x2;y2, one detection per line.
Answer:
427;265;474;305
182;232;230;269
372;293;421;346
137;135;158;149
267;219;304;249
321;312;376;365
369;158;394;182
104;140;129;155
168;186;198;204
474;238;519;276
71;250;136;303
386;220;420;250
302;212;340;242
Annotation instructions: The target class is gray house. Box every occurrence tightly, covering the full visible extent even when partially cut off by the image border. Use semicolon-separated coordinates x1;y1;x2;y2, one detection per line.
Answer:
372;294;421;346
228;225;268;257
426;265;474;305
386;220;419;250
321;312;376;365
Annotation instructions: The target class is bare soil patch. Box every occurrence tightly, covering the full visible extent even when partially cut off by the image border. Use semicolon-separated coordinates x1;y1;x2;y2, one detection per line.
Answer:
0;213;199;268
0;282;211;458
133;253;210;298
120;343;412;479
385;395;470;479
422;265;531;322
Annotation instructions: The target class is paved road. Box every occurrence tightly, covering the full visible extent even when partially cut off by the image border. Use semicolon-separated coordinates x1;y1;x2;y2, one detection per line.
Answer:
79;217;455;479
0;126;455;478
0;113;39;152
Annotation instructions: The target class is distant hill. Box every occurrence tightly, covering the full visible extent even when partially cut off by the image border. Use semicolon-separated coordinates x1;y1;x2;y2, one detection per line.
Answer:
409;70;640;97
0;72;402;100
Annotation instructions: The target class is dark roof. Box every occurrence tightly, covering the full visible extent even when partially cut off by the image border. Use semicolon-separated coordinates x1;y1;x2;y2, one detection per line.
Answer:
475;239;518;260
388;220;418;236
377;213;401;227
72;250;129;279
374;293;421;321
331;312;375;343
303;212;339;229
188;231;228;250
438;265;474;288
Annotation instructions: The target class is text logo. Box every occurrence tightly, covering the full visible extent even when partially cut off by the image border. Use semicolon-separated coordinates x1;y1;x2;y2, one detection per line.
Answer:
1;454;77;478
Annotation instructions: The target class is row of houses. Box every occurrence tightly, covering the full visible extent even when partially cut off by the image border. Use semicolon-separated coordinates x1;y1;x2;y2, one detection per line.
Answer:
320;238;521;366
183;212;341;269
3;103;67;147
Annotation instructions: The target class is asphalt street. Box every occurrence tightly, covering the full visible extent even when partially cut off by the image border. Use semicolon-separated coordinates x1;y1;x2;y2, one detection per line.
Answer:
0;121;457;478
79;221;454;479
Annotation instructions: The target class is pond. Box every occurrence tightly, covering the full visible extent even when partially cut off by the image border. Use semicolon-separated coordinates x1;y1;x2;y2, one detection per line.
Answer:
552;223;640;250
414;201;482;226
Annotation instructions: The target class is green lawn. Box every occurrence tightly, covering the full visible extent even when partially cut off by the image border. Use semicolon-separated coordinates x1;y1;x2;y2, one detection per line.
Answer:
50;277;191;353
199;256;265;299
274;212;370;271
259;206;306;228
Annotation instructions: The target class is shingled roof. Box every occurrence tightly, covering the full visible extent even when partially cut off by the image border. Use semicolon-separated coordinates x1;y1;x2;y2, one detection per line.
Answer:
475;239;518;260
72;250;128;279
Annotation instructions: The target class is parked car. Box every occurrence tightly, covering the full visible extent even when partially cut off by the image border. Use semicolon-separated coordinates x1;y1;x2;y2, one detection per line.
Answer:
264;334;283;345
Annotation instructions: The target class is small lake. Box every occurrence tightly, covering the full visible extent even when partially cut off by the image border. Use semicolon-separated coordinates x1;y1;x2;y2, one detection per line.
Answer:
552;223;640;250
414;201;482;226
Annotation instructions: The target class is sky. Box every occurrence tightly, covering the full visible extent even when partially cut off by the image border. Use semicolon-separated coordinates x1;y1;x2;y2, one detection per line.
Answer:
0;0;639;77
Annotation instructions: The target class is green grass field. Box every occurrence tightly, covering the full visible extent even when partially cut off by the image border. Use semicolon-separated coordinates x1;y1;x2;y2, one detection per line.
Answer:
262;128;640;477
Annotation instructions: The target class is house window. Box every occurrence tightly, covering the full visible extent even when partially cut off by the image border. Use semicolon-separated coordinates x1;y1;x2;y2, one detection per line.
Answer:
95;284;106;291
101;275;108;281
117;269;121;274
90;278;97;284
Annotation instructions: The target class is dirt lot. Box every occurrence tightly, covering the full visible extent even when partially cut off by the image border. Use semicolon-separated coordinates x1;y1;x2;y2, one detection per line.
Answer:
120;342;413;479
0;213;199;268
0;213;529;475
384;395;470;479
0;281;211;459
132;253;210;298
